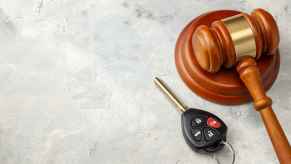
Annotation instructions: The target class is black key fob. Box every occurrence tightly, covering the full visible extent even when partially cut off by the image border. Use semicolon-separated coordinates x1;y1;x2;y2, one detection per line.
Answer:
182;108;227;152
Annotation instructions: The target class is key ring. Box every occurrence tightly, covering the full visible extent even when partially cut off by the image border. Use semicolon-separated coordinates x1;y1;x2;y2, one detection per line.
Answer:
213;141;236;164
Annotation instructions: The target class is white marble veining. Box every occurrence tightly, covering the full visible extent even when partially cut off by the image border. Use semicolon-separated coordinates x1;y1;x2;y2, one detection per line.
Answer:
0;0;290;164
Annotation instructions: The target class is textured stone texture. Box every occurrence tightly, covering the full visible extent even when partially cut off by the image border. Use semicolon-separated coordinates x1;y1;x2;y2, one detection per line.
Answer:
0;0;290;164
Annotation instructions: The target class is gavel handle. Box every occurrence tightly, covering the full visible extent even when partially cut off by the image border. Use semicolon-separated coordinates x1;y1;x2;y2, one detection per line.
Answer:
260;106;291;163
237;57;291;164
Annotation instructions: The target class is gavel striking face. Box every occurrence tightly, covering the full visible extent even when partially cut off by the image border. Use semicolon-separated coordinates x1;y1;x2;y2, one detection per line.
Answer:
191;9;291;164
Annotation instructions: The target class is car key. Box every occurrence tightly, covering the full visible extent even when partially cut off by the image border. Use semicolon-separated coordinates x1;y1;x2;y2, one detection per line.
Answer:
154;77;228;153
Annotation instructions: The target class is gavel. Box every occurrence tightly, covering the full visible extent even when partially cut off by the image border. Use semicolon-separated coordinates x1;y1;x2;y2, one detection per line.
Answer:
190;9;291;163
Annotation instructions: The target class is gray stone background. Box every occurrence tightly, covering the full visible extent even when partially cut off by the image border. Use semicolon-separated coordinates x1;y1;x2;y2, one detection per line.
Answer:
0;0;290;164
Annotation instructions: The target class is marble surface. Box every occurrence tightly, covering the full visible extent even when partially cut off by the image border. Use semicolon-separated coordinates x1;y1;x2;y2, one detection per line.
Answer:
0;0;291;164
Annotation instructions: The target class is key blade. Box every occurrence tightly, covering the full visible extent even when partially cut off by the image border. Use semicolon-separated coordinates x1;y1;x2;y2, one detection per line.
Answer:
153;77;187;112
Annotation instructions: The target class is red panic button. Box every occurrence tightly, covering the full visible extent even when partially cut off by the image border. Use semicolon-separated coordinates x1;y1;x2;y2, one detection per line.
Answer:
207;117;221;128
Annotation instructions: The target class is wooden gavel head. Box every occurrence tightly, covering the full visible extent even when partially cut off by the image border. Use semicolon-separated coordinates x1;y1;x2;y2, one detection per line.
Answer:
192;8;279;72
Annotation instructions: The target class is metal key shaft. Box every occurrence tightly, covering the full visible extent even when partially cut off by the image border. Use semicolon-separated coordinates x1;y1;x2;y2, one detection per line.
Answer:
153;77;187;112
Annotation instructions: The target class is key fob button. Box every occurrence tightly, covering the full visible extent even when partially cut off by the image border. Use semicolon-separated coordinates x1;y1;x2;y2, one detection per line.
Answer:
204;128;218;141
207;117;221;129
191;116;206;127
191;128;203;141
